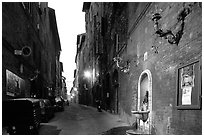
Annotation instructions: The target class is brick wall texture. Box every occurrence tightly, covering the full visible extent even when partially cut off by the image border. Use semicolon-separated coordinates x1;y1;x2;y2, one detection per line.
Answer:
119;2;202;134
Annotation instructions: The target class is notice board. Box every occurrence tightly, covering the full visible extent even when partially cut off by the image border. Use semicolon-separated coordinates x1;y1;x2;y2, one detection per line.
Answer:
176;59;202;109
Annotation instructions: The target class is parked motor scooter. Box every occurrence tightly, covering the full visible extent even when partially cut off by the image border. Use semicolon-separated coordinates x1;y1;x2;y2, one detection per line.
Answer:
95;100;102;112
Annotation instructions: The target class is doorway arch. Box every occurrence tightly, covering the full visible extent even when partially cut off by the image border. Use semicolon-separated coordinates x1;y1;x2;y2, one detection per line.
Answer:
138;69;152;134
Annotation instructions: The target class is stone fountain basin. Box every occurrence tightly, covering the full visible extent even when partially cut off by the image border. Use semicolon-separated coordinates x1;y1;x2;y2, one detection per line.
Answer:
131;110;150;122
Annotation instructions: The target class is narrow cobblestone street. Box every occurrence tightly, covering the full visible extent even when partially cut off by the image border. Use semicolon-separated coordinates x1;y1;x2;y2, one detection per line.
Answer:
2;2;202;135
39;103;130;135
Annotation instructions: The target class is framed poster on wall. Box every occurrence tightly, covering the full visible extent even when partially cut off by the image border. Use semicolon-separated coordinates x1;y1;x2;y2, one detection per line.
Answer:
176;59;202;109
6;69;26;97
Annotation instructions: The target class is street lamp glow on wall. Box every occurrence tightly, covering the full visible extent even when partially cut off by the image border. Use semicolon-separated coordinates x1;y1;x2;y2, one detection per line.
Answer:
73;87;77;91
84;71;92;79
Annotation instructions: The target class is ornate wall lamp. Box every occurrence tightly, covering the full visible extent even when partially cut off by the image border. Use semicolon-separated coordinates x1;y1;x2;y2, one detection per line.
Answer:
152;12;178;45
151;4;192;45
113;56;130;73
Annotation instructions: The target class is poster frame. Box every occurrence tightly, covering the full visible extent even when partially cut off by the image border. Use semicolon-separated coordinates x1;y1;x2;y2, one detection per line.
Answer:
176;59;201;110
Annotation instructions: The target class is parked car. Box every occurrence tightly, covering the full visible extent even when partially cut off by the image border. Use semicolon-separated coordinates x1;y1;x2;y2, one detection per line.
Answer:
39;99;54;122
2;98;41;135
54;97;64;112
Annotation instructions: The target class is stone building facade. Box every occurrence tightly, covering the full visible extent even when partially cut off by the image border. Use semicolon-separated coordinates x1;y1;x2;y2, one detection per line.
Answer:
75;33;90;105
77;2;202;135
2;2;62;102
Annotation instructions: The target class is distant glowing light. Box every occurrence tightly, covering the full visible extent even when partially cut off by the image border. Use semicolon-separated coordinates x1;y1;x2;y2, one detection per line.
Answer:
84;71;91;78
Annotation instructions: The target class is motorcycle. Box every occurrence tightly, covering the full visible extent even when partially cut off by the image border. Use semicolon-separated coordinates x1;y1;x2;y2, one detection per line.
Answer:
95;100;102;112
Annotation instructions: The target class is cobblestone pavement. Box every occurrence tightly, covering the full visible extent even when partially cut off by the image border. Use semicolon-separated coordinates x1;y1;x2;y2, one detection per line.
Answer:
39;103;130;135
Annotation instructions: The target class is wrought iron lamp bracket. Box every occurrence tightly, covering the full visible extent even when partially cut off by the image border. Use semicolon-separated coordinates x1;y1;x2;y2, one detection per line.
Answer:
113;56;130;73
151;4;192;45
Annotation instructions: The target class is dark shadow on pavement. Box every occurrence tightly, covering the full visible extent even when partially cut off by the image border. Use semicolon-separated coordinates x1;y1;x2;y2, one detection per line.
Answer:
39;125;61;135
101;126;133;135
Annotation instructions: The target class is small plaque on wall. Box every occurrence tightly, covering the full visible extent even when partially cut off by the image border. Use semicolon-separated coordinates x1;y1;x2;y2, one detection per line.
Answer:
176;59;201;109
